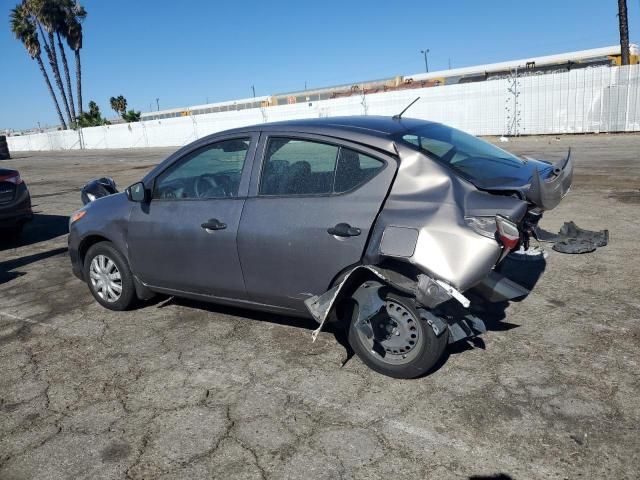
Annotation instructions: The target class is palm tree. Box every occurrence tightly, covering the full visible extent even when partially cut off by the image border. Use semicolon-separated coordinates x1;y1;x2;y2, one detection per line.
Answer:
109;95;127;117
64;1;86;116
10;3;67;129
618;0;630;65
25;0;73;128
54;5;75;124
109;96;120;116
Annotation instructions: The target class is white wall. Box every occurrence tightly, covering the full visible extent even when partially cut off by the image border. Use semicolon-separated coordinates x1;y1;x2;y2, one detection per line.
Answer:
8;64;640;152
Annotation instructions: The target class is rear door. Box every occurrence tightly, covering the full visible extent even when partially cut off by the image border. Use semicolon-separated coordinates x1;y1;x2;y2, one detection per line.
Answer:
127;134;257;299
237;133;397;311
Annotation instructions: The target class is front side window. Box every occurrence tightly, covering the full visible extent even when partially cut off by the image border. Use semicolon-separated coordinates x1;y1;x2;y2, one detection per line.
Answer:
259;138;385;196
400;124;525;183
153;138;250;200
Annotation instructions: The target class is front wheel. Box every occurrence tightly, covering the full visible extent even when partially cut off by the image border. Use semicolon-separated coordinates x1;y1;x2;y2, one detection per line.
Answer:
84;241;137;311
348;291;448;379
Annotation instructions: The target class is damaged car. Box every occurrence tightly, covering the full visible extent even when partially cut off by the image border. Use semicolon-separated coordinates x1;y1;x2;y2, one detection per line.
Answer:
69;116;574;378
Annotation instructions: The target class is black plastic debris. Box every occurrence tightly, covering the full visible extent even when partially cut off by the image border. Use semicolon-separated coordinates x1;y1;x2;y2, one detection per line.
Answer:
551;221;609;254
553;238;597;254
81;177;118;205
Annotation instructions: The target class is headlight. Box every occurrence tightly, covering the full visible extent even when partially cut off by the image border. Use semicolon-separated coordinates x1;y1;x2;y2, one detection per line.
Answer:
464;216;497;239
69;210;86;227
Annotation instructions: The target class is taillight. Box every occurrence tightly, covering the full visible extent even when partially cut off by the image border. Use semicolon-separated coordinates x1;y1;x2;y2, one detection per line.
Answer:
0;172;22;185
465;214;520;250
464;216;497;239
495;215;520;250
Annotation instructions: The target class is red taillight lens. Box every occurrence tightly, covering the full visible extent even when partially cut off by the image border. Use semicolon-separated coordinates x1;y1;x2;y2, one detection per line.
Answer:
0;173;22;185
495;215;520;250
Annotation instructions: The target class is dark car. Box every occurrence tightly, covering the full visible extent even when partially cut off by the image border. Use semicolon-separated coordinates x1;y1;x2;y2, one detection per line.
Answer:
0;167;33;236
68;116;572;378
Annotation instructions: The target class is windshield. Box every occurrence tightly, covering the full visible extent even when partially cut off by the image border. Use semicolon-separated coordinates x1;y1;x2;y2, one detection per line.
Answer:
399;123;526;183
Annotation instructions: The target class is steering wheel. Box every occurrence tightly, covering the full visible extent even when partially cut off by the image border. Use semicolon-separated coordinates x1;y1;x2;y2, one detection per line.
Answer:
159;186;180;199
194;174;223;199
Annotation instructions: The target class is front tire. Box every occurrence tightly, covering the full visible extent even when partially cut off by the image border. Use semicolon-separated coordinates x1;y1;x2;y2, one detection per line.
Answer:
83;241;137;311
348;290;448;379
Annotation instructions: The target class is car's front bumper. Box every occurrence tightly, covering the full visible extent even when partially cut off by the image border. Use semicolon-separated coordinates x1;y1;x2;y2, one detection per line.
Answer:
68;225;84;281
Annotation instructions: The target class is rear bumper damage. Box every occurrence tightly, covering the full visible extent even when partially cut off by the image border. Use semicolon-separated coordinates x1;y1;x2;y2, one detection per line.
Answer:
304;148;594;347
305;264;528;344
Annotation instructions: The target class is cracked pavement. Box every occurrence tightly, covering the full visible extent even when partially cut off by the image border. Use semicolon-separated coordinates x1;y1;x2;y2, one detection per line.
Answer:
1;135;639;479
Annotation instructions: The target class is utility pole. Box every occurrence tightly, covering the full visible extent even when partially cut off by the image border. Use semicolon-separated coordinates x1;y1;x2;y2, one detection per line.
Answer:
618;0;630;65
251;85;256;98
156;98;160;111
421;49;430;72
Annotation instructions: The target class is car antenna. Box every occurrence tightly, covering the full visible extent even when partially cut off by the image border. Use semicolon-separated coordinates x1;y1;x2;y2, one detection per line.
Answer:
392;97;420;120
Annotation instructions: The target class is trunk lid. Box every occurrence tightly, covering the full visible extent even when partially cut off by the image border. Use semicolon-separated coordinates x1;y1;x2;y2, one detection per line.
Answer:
471;150;573;211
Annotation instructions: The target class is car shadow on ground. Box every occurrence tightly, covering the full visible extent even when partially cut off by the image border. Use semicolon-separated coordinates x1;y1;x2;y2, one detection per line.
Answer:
432;254;547;373
147;253;546;376
155;296;320;331
469;474;514;480
0;247;68;285
0;214;69;252
153;296;356;367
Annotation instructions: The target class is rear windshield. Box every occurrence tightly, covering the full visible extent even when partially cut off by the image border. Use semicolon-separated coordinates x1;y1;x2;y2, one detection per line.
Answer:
399;123;525;182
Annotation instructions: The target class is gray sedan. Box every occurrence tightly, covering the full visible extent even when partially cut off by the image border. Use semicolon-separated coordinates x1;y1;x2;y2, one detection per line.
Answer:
68;116;572;378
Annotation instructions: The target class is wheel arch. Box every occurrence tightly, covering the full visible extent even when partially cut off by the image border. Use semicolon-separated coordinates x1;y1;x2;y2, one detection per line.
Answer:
78;234;114;269
78;234;154;301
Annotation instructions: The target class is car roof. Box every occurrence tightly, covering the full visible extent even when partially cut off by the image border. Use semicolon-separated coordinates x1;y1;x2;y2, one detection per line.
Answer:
204;116;436;155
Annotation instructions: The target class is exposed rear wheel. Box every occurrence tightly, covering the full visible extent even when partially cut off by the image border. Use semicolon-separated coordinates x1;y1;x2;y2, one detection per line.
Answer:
348;288;448;379
84;241;137;311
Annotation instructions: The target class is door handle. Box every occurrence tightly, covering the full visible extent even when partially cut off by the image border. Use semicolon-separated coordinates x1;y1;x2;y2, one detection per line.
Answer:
327;223;361;237
201;218;227;231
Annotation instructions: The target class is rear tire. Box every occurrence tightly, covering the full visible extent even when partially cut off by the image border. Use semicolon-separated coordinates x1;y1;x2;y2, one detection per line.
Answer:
84;241;137;311
348;290;448;379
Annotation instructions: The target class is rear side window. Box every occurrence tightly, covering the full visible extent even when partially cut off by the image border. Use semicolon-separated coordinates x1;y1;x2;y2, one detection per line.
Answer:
259;137;384;196
260;139;338;195
334;149;384;193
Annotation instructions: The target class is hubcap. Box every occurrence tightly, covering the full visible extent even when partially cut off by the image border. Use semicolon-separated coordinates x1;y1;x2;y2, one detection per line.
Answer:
89;255;122;303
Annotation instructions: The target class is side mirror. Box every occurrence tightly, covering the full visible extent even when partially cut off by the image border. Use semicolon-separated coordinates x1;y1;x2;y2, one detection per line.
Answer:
126;182;149;203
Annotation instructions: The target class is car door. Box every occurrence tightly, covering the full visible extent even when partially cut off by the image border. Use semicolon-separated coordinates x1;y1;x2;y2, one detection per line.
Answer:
127;134;257;299
237;133;397;312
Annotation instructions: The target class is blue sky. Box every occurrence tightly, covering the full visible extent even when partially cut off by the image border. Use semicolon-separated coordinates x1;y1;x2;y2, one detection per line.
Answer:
1;0;638;130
